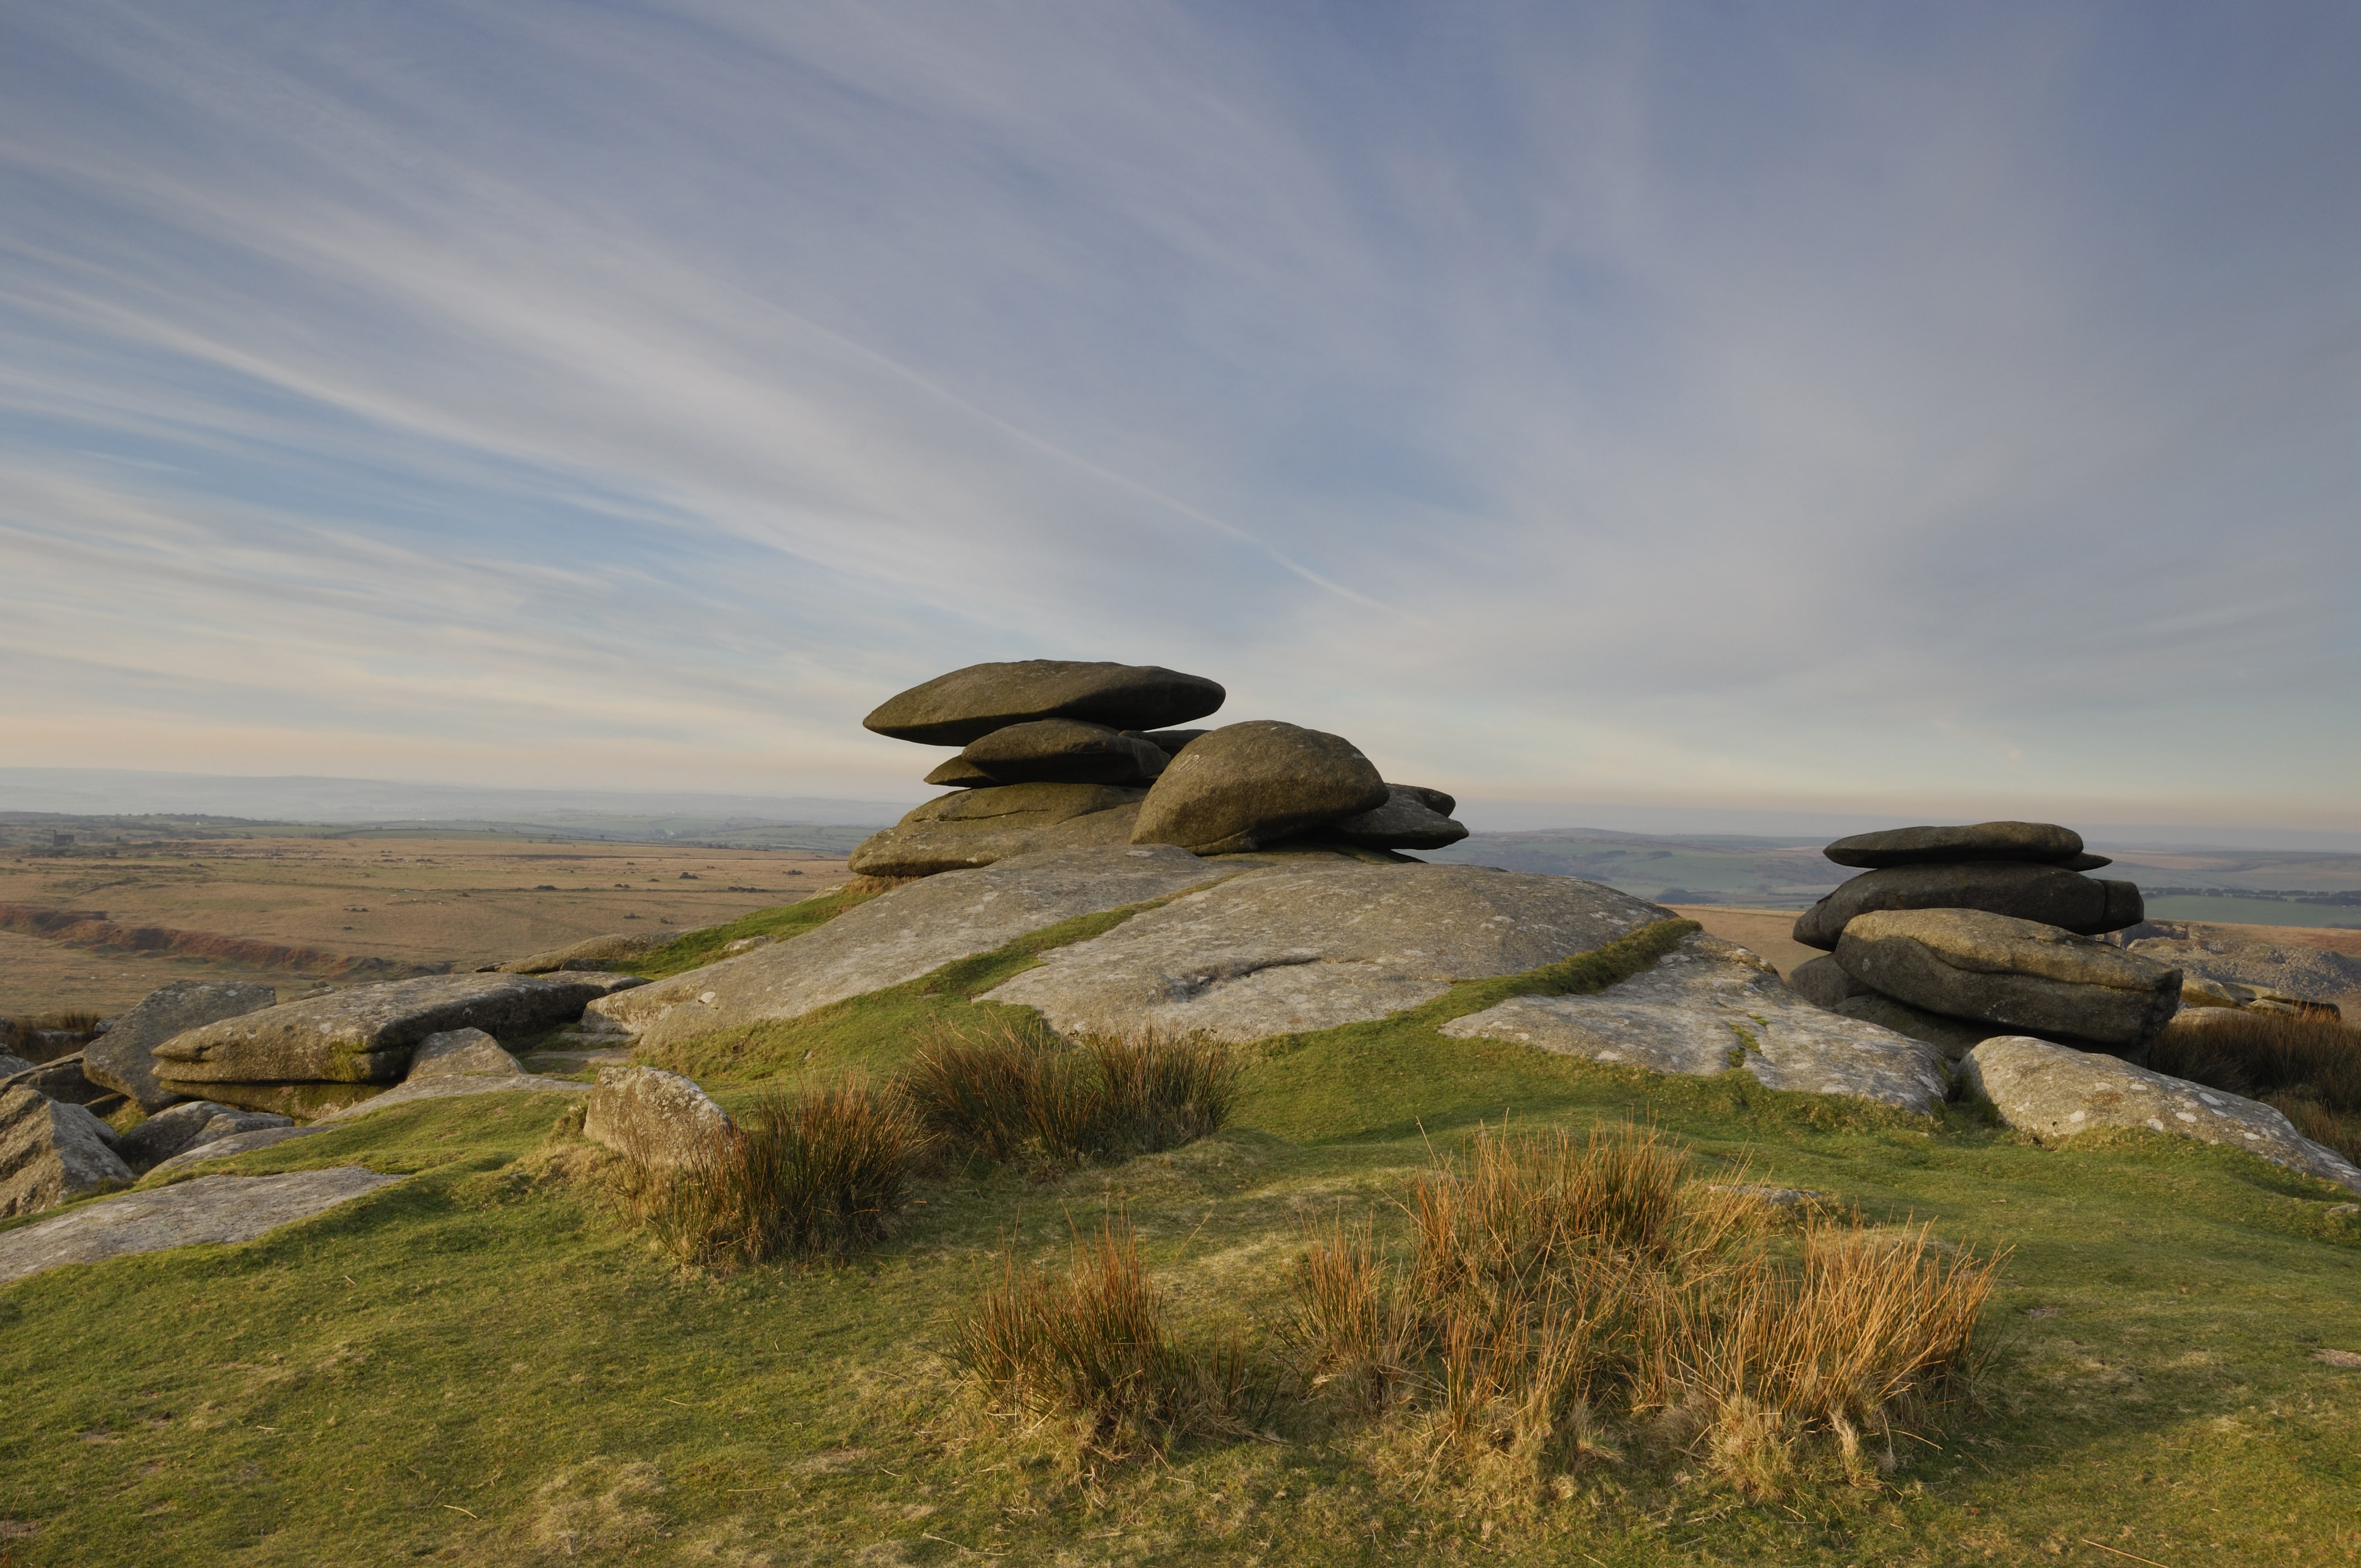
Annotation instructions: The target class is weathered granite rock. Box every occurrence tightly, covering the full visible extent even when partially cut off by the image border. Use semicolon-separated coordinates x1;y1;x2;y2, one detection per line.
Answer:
1320;786;1470;851
0;1168;403;1286
153;972;610;1085
1395;784;1457;816
1960;1035;2361;1194
2061;852;2114;871
144;1124;324;1178
2180;976;2249;1010
8;1054;113;1108
1835;909;2182;1048
984;862;1668;1042
584;1065;735;1168
1824;821;2086;869
116;1100;289;1171
0;1086;134;1218
1831;994;2015;1061
958;719;1168;786
1130;721;1389;854
0;1052;34;1081
595;845;1226;1048
922;755;999;788
160;1081;387;1119
863;661;1225;746
1792;862;2144;950
314;1072;583;1120
406;1027;525;1078
2125;928;2361;1016
1138;729;1210;756
83;979;279;1112
848;784;1148;879
1441;934;1951;1114
499;934;667;974
1788;954;1873;1009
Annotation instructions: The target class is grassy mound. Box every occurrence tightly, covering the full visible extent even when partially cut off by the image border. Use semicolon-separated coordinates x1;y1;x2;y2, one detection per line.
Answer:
4;907;2361;1563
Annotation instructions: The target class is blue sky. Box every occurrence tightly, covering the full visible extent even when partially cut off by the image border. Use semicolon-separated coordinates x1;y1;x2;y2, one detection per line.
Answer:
4;2;2358;835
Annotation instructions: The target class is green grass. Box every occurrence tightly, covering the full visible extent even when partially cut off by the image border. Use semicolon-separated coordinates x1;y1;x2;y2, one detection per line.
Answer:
611;886;882;979
7;914;2361;1564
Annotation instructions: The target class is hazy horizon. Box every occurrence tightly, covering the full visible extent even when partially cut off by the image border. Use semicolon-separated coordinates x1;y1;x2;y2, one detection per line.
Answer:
6;6;2358;831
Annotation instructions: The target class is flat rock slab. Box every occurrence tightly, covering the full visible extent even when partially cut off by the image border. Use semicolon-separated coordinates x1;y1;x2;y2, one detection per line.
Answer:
83;979;279;1112
1793;863;2143;950
595;845;1231;1048
850;785;1148;878
1443;934;1951;1114
1825;821;2084;869
1836;908;2182;1048
0;1168;402;1286
154;972;612;1086
986;863;1671;1043
863;660;1225;746
1960;1035;2361;1194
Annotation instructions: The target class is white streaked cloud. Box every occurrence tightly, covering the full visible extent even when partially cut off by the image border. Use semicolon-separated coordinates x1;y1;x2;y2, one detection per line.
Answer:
1;2;2357;830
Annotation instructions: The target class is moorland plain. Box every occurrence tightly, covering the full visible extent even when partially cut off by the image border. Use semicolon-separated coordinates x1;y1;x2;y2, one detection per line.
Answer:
0;835;847;1016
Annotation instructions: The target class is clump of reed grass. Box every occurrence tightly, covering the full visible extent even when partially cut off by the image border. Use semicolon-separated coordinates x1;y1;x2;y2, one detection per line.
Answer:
614;1085;924;1268
1283;1122;1998;1502
956;1216;1259;1458
2149;1010;2361;1162
896;1015;1238;1169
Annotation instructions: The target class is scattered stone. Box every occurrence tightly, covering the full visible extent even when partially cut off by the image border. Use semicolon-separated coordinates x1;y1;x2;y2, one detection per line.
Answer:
0;1052;33;1081
862;660;1225;746
1835;908;2182;1048
2124;925;2361;1017
1441;933;1951;1114
921;755;1000;788
2180;976;2250;1010
583;1065;734;1168
1823;821;2085;869
1792;862;2144;950
0;1168;403;1286
1830;993;2015;1061
957;719;1168;786
1138;729;1210;756
1960;1035;2361;1194
499;934;667;974
0;1086;134;1218
1320;785;1470;851
848;783;1149;878
2316;1349;2361;1369
153;972;612;1087
6;1054;113;1108
597;844;1227;1048
1788;954;1873;1009
115;1100;260;1170
1130;721;1389;854
406;1028;525;1079
82;979;279;1112
989;861;1672;1042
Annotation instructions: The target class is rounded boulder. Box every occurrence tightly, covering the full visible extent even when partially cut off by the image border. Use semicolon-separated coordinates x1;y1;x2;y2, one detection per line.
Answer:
1129;721;1390;855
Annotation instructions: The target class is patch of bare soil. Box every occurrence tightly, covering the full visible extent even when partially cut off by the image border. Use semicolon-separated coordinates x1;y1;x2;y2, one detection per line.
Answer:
1666;905;1821;979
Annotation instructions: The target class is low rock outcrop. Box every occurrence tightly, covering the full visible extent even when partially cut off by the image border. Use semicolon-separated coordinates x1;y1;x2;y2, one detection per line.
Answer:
153;972;613;1088
862;660;1226;745
1961;1035;2361;1194
1;1086;133;1217
0;1168;402;1287
596;844;1226;1048
583;1065;734;1168
1130;721;1390;854
1442;933;1950;1114
83;979;279;1112
1835;908;2181;1048
406;1027;526;1078
986;861;1668;1041
116;1100;295;1172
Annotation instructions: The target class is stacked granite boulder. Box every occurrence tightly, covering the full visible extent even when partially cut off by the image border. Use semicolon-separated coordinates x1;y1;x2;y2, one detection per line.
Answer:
1786;821;2181;1058
849;660;1468;878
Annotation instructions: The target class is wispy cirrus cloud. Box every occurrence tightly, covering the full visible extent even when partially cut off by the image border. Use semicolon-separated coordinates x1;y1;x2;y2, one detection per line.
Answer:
1;2;2357;830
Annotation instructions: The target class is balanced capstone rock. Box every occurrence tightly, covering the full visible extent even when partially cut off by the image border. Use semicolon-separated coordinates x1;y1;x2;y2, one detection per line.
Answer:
862;660;1225;746
1823;820;2089;869
955;718;1168;786
1130;721;1389;854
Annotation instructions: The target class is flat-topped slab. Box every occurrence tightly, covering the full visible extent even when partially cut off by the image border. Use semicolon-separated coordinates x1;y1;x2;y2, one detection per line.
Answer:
1824;821;2084;869
863;660;1224;746
985;862;1669;1042
0;1168;401;1286
1444;933;1951;1114
592;844;1233;1048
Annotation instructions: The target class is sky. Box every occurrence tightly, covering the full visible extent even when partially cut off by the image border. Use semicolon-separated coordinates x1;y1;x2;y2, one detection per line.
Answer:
3;2;2358;839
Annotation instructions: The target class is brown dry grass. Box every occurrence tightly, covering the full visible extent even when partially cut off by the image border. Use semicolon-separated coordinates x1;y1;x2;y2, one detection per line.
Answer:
2149;1009;2361;1162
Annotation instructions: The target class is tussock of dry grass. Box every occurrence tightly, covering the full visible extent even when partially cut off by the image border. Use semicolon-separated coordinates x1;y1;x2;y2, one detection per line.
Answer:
896;1015;1238;1169
1285;1123;1999;1501
956;1216;1260;1458
613;1085;925;1268
2150;1010;2361;1162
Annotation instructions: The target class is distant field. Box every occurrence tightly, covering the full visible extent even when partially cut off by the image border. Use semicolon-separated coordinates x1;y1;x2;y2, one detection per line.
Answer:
2142;894;2361;929
0;834;848;1017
